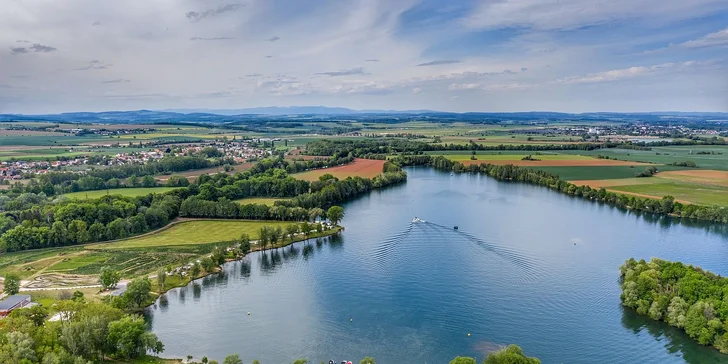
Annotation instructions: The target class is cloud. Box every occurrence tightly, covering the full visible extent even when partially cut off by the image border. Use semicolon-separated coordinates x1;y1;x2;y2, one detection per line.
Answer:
465;0;728;30
521;67;528;72
315;67;370;77
186;4;244;22
557;60;718;84
448;82;537;91
101;79;130;84
679;28;728;48
366;59;380;62
16;40;30;43
416;60;461;67
265;55;274;58
190;37;234;41
10;43;56;55
267;36;280;42
92;21;101;26
74;60;111;71
246;74;262;77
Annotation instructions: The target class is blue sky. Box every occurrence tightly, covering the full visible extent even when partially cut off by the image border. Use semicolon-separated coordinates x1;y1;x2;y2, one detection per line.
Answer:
1;0;727;113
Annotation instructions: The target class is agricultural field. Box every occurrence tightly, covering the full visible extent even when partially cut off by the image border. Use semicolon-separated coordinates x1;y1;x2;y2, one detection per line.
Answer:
89;219;292;249
235;197;286;205
63;187;181;199
427;151;652;167
558;146;728;171
294;158;386;181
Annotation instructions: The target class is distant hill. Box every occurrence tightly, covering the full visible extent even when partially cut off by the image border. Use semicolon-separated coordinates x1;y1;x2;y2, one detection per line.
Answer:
0;107;726;124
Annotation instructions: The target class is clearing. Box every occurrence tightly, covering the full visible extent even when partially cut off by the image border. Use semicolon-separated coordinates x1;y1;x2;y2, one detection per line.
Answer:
294;158;385;181
235;197;287;205
63;187;181;199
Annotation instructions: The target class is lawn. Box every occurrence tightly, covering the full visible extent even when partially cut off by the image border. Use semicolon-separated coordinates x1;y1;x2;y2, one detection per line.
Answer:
90;220;293;249
525;165;686;180
63;187;181;199
235;197;286;205
294;158;385;181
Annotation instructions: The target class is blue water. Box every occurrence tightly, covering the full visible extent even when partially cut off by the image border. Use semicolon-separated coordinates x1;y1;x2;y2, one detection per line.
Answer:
147;167;728;364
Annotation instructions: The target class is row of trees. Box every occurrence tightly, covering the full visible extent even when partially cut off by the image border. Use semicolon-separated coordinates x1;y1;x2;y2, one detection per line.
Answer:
0;296;163;362
450;344;540;364
620;258;728;353
389;155;728;224
0;194;180;251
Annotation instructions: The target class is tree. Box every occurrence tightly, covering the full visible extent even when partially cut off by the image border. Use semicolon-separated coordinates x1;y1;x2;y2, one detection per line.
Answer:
72;290;85;302
252;361;260;364
156;267;167;291
99;267;121;290
190;262;201;278
292;360;308;364
0;331;37;363
3;273;20;295
449;357;476;364
107;315;164;359
240;233;251;254
360;357;376;364
258;227;270;250
300;222;312;240
286;224;299;241
123;277;152;310
201;256;216;273
224;354;243;364
327;206;344;226
309;208;324;222
483;345;540;364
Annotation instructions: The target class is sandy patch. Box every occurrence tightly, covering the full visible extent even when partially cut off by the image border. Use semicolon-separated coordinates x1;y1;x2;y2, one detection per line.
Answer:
295;158;386;181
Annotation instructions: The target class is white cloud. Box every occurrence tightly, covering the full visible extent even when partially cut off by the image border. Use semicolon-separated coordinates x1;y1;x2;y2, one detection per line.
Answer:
680;28;728;48
557;60;721;84
465;0;728;30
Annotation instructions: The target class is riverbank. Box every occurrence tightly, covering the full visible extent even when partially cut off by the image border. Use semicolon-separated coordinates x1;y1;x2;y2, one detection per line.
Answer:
149;227;343;297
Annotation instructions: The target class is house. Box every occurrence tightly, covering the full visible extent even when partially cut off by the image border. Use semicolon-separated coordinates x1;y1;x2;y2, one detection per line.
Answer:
0;295;32;317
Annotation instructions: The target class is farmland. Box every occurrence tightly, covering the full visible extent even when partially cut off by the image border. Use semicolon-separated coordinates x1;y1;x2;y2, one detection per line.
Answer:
87;219;293;249
63;187;181;199
294;158;386;181
427;151;653;167
155;163;253;182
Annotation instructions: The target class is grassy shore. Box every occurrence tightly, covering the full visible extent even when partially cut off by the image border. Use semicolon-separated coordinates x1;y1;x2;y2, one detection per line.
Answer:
63;187;181;199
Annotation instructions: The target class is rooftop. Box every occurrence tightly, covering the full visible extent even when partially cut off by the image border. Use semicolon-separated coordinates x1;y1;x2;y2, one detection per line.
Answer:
0;295;31;310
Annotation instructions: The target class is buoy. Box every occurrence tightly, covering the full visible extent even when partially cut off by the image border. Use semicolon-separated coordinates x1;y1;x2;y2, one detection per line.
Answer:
467;333;471;337
350;318;353;322
247;312;251;315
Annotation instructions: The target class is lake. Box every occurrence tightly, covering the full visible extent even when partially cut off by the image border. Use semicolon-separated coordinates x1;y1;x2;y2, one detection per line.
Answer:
147;167;728;364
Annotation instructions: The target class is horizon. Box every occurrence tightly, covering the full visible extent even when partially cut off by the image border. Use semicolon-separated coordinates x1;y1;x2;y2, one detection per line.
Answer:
2;1;727;114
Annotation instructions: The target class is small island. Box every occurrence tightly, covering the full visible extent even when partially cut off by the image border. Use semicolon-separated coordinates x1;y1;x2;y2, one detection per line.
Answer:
620;258;728;353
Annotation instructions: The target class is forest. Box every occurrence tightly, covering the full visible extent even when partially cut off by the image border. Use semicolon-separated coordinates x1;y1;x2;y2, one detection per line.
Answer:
620;258;728;353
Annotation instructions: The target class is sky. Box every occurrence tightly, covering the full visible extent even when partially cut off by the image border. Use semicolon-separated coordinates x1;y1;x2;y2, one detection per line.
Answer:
1;0;727;114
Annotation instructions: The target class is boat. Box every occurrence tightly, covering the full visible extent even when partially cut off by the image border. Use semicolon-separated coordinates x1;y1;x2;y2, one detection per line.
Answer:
412;217;425;223
453;225;458;230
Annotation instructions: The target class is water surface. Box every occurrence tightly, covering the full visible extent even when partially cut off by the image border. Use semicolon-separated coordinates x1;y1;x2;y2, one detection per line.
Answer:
148;167;728;364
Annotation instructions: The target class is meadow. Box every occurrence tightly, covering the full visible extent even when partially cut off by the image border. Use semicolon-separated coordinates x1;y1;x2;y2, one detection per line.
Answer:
234;197;286;205
427;152;651;167
63;187;181;199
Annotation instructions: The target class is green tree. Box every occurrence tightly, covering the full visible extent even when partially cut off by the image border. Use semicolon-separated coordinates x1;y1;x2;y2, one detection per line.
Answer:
107;315;164;359
123;277;152;310
483;345;540;364
449;357;476;364
292;360;307;364
327;206;344;226
190;262;201;278
156;267;167;291
3;273;20;295
360;357;376;364
72;290;85;302
309;208;324;222
286;224;299;241
201;257;216;273
99;267;121;290
0;331;37;363
240;233;251;254
300;222;312;240
224;354;243;364
252;360;260;364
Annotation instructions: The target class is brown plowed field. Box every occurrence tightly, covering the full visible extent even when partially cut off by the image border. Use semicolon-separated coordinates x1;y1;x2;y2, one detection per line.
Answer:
295;158;385;181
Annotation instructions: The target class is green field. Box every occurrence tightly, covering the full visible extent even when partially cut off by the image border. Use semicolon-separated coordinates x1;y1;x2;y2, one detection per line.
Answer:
63;187;181;199
235;197;286;205
609;182;728;206
527;165;686;180
559;146;728;170
428;153;594;161
91;220;293;249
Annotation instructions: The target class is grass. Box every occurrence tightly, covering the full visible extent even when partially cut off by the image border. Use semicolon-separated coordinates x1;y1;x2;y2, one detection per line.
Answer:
234;197;286;205
63;187;181;199
430;153;595;161
294;158;385;181
525;165;686;180
46;254;111;272
103;355;182;363
608;181;728;206
89;220;293;249
558;146;728;171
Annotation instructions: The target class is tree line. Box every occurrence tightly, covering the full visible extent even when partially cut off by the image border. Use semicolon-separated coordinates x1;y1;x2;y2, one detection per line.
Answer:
620;258;728;353
388;155;728;224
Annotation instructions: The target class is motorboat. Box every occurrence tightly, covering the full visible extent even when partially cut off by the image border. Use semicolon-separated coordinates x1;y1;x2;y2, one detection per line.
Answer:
412;217;425;223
